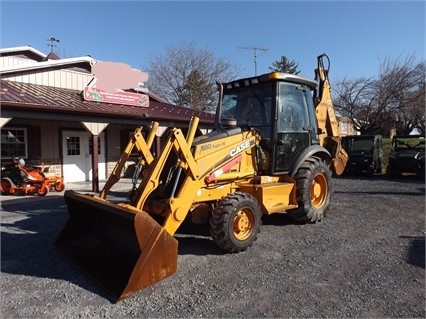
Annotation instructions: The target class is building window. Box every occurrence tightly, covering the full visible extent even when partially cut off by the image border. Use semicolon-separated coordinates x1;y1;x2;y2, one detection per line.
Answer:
1;127;28;159
340;121;348;134
66;136;81;156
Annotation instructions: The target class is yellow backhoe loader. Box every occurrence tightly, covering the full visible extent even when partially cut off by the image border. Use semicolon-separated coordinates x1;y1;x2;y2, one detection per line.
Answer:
53;54;348;302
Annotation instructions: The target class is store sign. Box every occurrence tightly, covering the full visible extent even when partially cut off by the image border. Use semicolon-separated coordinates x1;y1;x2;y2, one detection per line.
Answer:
83;87;149;107
84;61;150;107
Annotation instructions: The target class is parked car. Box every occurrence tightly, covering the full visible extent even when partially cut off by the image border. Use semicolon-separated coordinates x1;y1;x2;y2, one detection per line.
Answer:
341;135;383;176
386;135;425;178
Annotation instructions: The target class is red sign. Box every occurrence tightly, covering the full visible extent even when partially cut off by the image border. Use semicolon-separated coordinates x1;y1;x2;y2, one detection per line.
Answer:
83;87;149;107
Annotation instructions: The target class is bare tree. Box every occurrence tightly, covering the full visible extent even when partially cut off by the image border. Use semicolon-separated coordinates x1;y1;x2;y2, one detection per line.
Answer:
394;61;425;135
145;42;240;112
412;78;425;134
269;56;300;74
334;53;425;136
334;77;376;134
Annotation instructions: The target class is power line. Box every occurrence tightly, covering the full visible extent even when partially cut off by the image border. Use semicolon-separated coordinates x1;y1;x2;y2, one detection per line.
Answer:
238;45;269;75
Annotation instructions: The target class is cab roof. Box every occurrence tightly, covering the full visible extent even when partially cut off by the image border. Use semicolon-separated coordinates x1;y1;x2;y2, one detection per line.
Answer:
222;72;318;90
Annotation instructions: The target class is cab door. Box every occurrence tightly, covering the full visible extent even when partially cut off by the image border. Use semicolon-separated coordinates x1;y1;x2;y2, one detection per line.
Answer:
273;82;313;173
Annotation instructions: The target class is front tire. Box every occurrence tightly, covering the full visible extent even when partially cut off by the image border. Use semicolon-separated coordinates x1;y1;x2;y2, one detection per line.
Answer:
366;165;374;177
37;185;48;196
1;178;12;195
288;157;332;223
210;192;262;253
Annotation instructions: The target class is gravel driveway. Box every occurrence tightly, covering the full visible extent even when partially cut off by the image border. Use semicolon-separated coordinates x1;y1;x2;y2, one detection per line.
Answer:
1;176;425;318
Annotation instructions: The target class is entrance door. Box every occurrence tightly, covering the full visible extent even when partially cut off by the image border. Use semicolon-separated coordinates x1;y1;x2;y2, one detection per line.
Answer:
62;131;105;183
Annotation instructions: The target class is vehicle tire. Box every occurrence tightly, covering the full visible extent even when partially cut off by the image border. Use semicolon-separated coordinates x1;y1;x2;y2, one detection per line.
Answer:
37;185;48;196
210;192;262;253
1;178;12;195
376;163;383;175
416;167;425;179
386;164;399;179
366;165;374;177
54;182;65;192
287;157;332;223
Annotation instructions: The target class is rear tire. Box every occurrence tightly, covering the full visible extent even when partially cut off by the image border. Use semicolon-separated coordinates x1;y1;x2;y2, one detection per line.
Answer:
210;192;262;253
54;182;65;192
386;164;399;179
288;157;332;223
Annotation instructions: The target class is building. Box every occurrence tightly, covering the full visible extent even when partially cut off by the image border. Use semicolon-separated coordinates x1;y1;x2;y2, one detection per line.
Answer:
1;46;214;191
337;115;357;136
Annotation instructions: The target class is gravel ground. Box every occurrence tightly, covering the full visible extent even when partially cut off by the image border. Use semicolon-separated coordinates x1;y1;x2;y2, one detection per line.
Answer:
1;176;425;318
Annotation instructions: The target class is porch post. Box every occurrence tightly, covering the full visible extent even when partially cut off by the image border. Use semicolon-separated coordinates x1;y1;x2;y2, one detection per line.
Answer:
91;134;99;192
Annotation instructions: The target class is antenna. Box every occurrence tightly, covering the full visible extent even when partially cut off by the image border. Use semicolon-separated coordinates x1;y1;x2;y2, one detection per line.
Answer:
238;45;269;75
47;37;60;53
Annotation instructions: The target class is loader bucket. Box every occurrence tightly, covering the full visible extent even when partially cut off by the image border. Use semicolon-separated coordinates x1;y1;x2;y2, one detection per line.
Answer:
53;190;178;302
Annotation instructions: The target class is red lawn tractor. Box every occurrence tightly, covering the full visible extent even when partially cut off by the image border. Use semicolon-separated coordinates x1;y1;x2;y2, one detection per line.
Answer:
1;157;64;196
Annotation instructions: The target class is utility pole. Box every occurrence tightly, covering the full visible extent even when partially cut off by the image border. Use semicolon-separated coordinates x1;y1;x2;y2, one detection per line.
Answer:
47;37;60;53
238;45;269;75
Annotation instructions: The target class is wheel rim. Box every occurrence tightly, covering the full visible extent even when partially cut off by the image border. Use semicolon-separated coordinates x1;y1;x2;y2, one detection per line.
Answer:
233;208;255;241
310;172;328;209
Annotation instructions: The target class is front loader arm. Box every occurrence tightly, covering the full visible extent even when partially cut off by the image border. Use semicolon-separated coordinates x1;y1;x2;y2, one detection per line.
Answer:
127;116;259;237
99;121;159;199
131;118;201;212
160;130;259;236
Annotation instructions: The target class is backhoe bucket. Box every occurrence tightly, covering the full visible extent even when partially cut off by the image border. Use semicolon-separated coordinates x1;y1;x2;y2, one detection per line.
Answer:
53;190;178;302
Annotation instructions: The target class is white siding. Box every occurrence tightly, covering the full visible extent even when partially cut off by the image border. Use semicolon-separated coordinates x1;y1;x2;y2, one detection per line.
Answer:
1;56;94;89
0;56;38;68
2;69;93;90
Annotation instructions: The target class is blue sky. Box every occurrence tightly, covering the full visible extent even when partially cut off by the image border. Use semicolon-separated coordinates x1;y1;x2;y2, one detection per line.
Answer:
1;1;425;85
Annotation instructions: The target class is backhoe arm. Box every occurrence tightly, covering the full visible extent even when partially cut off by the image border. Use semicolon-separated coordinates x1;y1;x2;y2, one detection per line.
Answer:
315;54;339;138
314;53;348;175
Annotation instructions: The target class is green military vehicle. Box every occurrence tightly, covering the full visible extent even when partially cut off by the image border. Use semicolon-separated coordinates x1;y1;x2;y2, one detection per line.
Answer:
341;135;383;176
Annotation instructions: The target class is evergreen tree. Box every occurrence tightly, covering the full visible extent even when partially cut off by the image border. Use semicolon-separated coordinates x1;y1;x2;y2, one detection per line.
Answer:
269;56;300;74
175;70;215;112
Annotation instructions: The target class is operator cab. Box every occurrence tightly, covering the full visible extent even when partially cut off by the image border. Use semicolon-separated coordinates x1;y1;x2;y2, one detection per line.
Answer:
216;72;319;175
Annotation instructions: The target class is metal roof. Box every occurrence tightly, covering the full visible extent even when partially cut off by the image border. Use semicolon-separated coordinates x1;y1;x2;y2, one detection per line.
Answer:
0;80;215;124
